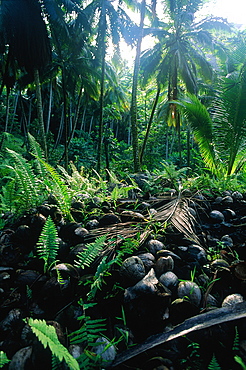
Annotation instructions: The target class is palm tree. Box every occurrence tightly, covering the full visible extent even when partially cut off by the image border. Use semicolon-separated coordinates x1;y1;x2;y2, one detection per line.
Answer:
139;0;230;164
83;0;135;172
130;0;146;172
177;57;246;177
0;0;52;158
42;0;98;168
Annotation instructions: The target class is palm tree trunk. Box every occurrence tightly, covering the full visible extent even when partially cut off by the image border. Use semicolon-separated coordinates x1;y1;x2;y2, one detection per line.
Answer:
67;82;84;147
4;88;10;132
130;0;146;172
9;92;18;133
61;65;69;170
34;68;48;160
96;1;107;173
46;81;53;134
54;107;64;150
140;87;160;164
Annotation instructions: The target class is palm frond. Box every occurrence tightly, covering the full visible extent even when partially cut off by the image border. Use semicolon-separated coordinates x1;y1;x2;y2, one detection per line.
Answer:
179;54;198;94
213;64;246;175
176;94;222;176
153;196;200;245
197;17;231;33
140;43;163;85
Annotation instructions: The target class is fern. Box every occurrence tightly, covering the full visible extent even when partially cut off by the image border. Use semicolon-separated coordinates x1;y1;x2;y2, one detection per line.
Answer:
233;326;240;351
37;216;59;272
0;179;17;213
87;256;114;300
0;351;10;368
28;133;47;179
234;355;246;369
69;315;106;347
34;156;74;221
51;354;65;370
27;318;79;370
208;354;221;370
6;148;44;210
58;163;98;196
74;235;107;269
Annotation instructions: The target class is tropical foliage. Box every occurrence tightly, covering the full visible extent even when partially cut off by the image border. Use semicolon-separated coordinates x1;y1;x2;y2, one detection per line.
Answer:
0;1;245;182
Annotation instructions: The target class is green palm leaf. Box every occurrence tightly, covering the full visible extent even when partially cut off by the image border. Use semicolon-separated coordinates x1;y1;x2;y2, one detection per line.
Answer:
176;94;222;176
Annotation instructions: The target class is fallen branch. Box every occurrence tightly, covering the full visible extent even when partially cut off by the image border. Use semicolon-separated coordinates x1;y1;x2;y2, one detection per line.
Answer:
110;301;246;367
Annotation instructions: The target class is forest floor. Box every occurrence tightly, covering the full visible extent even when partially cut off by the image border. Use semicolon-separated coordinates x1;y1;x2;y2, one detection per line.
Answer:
1;186;246;369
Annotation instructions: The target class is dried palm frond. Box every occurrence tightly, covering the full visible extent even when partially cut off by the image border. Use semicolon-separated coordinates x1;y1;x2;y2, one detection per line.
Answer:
153;195;200;245
84;194;200;263
84;221;151;261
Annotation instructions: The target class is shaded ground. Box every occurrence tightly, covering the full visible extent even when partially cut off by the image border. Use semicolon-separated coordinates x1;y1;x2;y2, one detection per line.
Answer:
1;189;246;369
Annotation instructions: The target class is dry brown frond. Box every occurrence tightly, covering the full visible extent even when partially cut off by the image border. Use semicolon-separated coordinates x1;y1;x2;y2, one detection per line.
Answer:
153;196;200;245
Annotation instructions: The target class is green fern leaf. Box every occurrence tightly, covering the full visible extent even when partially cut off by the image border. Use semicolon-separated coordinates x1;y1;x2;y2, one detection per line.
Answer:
0;351;10;368
33;156;74;220
37;216;59;272
51;354;64;370
208;354;221;370
28;133;47;179
233;326;240;351
6;148;43;210
69;315;106;346
234;355;246;369
28;318;79;370
74;235;107;269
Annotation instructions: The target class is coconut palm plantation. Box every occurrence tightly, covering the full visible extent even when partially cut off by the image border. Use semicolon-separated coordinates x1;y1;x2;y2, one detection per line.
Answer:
1;0;246;369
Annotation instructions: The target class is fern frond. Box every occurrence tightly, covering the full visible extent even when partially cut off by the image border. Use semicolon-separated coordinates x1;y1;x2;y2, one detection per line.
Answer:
51;354;64;370
0;179;16;213
37;216;59;272
0;351;10;368
233;326;240;351
6;148;44;209
69;315;106;346
234;355;246;370
74;235;107;269
34;156;74;220
208;354;221;370
28;318;80;370
87;256;114;300
28;133;47;179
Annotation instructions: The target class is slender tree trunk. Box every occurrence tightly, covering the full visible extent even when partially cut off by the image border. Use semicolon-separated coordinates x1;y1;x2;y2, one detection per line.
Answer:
9;92;18;133
96;1;107;173
187;125;190;174
130;0;146;172
140;87;160;165
67;82;84;147
61;65;68;170
46;81;53;134
79;103;87;133
0;88;10;150
54;107;64;149
34;68;48;160
28;97;33;130
4;88;10;132
20;94;29;149
89;116;94;135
